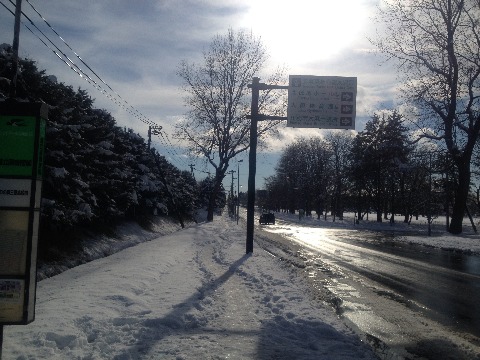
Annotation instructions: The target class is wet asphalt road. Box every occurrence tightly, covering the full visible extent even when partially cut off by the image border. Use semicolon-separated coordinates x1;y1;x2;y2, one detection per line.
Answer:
257;217;480;359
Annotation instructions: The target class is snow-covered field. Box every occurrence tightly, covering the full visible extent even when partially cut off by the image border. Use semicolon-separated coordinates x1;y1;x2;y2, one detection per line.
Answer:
2;214;378;360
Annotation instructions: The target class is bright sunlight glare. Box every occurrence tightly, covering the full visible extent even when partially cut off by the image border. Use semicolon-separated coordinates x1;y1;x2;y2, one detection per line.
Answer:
242;0;370;65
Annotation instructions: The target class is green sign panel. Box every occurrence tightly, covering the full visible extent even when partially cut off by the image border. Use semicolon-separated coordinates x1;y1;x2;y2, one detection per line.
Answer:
0;115;46;177
0;100;47;325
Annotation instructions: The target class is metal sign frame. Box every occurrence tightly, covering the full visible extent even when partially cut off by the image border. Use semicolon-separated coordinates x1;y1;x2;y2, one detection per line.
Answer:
0;100;47;325
245;75;357;254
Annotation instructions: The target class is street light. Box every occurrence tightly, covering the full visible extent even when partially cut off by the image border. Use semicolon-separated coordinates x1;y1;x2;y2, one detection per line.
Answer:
237;159;243;224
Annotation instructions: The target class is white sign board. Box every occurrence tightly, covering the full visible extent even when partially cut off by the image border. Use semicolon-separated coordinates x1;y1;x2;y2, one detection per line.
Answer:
0;178;42;208
287;75;357;129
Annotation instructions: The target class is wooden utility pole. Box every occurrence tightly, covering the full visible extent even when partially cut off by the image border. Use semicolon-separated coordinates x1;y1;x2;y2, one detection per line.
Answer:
147;125;162;150
151;149;185;228
229;170;236;198
237;159;243;225
228;169;236;217
189;164;195;178
9;0;22;98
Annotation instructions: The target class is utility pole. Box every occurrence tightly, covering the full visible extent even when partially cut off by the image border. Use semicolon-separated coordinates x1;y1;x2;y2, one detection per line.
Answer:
9;0;22;98
147;125;162;150
228;170;236;217
229;170;236;198
189;164;195;179
237;159;243;224
150;149;185;228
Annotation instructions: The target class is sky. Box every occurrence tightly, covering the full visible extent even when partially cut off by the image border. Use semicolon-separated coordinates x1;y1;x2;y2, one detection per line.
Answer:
3;211;479;359
0;0;399;188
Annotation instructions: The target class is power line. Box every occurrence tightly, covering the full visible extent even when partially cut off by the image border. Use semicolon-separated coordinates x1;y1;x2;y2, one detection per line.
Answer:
23;0;157;128
1;0;191;170
2;0;148;124
2;0;142;122
23;0;191;169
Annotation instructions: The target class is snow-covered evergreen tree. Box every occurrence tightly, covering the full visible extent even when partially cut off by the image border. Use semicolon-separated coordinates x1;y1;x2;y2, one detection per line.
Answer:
0;46;200;252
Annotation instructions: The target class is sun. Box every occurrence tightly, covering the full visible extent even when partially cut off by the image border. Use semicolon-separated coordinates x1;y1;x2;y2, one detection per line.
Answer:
241;0;369;65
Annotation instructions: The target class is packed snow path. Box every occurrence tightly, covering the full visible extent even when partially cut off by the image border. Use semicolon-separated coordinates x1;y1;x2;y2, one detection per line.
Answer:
3;215;376;359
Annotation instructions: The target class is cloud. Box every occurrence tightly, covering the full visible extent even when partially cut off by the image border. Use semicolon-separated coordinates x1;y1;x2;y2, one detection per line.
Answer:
1;0;398;127
0;0;403;183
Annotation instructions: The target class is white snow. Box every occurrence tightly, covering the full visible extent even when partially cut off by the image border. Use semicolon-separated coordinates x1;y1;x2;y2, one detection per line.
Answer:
4;210;479;359
2;214;378;360
268;211;480;255
50;167;68;179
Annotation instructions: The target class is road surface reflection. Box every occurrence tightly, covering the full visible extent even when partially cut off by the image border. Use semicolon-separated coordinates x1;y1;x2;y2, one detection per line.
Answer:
259;216;480;359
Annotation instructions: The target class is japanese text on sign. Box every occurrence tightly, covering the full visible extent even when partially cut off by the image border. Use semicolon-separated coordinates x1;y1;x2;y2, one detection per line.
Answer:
287;75;357;129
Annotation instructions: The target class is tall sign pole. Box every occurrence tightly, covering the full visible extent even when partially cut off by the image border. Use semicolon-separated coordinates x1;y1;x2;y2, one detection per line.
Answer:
245;75;356;254
246;78;288;254
246;78;260;254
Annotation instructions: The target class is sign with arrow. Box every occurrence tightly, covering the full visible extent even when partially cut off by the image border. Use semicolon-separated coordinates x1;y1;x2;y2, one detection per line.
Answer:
287;75;357;129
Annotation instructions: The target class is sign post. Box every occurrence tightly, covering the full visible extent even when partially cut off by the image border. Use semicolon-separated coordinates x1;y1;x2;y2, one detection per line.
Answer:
245;75;356;254
0;100;47;354
246;78;260;253
246;78;288;254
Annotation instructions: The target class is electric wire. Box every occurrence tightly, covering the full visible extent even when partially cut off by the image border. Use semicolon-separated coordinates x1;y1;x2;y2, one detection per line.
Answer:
3;0;137;121
23;0;190;169
4;1;176;138
3;0;151;127
1;0;191;170
24;0;157;129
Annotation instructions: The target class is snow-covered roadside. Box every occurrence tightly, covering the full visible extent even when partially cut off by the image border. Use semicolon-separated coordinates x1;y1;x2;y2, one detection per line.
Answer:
37;216;188;280
3;214;377;360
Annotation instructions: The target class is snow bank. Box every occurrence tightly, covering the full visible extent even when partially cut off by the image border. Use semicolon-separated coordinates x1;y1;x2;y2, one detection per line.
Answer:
37;216;186;280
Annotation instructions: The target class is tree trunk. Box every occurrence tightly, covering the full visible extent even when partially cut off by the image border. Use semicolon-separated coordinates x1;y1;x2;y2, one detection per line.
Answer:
449;159;470;234
376;190;383;222
207;192;215;222
206;175;223;222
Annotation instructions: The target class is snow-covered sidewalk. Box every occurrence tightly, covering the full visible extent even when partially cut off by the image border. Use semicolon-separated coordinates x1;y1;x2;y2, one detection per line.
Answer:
3;215;376;359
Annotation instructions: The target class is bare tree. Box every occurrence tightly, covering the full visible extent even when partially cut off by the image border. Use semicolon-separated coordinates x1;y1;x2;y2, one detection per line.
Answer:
176;29;286;221
325;131;355;220
371;0;480;233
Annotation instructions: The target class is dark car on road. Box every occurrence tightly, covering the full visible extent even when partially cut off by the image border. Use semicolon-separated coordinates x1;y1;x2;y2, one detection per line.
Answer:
259;211;275;225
